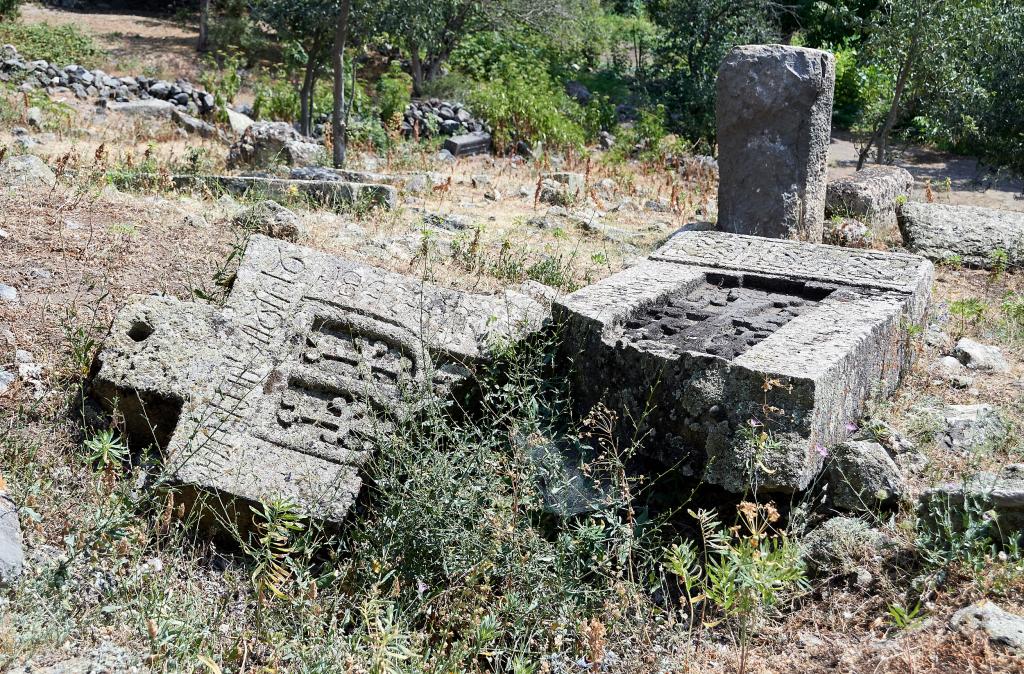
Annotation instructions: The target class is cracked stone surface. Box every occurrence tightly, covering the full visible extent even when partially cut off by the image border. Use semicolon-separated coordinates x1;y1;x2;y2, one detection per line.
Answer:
554;230;932;494
91;235;543;524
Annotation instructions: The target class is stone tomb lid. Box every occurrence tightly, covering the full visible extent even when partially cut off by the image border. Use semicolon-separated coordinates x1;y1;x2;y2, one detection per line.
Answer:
92;235;542;523
651;230;932;293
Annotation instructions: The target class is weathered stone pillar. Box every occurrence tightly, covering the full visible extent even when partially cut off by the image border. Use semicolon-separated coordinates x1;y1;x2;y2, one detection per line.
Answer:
716;45;835;242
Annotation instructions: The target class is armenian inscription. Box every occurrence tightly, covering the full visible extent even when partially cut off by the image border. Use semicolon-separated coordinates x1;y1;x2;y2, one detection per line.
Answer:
92;235;542;524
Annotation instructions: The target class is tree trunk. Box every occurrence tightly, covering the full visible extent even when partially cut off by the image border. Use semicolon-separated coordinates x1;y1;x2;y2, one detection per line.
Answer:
857;32;920;170
332;0;352;168
409;44;424;97
299;37;323;136
197;0;211;52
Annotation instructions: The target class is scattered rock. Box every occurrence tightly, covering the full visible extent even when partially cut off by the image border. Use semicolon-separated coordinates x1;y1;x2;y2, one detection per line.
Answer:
828;440;907;511
598;130;615;150
897;202;1024;268
231;200;305;241
939;404;1008;454
5;641;143;674
931;355;974;388
227;122;324;169
423;212;470;231
226;107;255;135
25;105;42;129
953;337;1010;373
565;80;591;105
951;601;1024;652
0;491;23;585
171;108;221;140
471;174;491;188
824;216;869;248
0;154;56;188
0;370;14;394
920;464;1024;538
402;99;485;139
106;98;176;119
0;283;18;303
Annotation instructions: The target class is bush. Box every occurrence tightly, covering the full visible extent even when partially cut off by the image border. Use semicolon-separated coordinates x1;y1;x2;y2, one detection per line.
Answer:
375;61;412;126
0;21;102;66
467;55;586;152
0;0;19;20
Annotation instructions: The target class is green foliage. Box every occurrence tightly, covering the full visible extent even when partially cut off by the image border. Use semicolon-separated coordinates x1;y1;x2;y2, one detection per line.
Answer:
647;0;780;142
0;0;19;20
916;484;1023;574
375;61;412;125
666;504;807;668
245;499;308;603
831;47;866;128
886;602;923;630
198;51;246;108
84;429;129;470
949;297;986;334
466;55;587;151
0;21;102;67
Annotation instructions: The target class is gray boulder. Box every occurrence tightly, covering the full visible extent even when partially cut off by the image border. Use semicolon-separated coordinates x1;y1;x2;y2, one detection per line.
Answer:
227;121;324;169
423;212;470;231
827;440;906;511
897;202;1024;268
920;464;1024;537
171;109;221;140
226;107;255;135
930;355;974;388
953;337;1010;373
940;404;1008;454
826;166;913;228
801;516;895;585
106;98;175;119
0;154;56;188
231;200;305;241
0;491;23;584
716;45;835;241
951;601;1024;651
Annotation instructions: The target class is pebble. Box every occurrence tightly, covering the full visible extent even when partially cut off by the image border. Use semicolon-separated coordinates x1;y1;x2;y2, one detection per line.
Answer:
0;284;18;304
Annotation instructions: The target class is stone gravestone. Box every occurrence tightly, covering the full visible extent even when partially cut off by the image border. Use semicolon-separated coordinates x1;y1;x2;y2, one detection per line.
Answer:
92;235;542;524
555;231;932;494
716;45;836;242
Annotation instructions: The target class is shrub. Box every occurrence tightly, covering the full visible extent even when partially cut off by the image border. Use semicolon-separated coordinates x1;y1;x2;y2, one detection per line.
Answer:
467;55;586;152
375;61;412;126
0;21;102;66
0;0;19;20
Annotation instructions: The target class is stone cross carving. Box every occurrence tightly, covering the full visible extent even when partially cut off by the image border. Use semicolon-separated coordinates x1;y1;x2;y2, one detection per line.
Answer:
555;231;933;494
92;235;542;523
716;45;836;242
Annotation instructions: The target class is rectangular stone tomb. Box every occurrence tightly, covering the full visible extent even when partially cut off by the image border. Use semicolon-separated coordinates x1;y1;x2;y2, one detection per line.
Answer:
554;231;933;493
92;235;542;523
171;175;398;210
443;132;492;157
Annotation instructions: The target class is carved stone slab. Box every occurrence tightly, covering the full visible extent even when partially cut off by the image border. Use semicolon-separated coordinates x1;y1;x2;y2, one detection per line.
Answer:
172;175;398;210
554;231;933;494
92;235;542;523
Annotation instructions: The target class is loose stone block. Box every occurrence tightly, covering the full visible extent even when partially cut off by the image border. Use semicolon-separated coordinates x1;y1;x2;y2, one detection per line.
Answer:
172;175;398;211
897;202;1024;268
716;45;836;242
91;235;542;524
442;132;492;157
826;166;913;228
554;230;932;493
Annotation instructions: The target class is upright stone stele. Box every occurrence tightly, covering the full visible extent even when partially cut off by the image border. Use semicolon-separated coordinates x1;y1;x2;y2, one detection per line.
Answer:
716;45;836;242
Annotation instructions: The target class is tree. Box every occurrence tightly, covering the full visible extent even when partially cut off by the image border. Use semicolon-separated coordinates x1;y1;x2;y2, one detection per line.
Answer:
854;0;1000;168
197;0;211;52
378;0;586;96
647;0;782;143
331;0;353;167
251;0;338;135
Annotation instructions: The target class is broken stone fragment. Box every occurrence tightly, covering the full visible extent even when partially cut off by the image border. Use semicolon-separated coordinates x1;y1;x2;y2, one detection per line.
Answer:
227;121;324;169
897;202;1024;269
951;601;1024;652
826;166;913;229
918;464;1024;539
827;440;907;511
90;235;543;525
953;337;1010;373
555;230;933;494
931;355;974;388
939;404;1008;454
801;516;896;586
232;200;305;242
0;489;23;585
0;154;55;188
